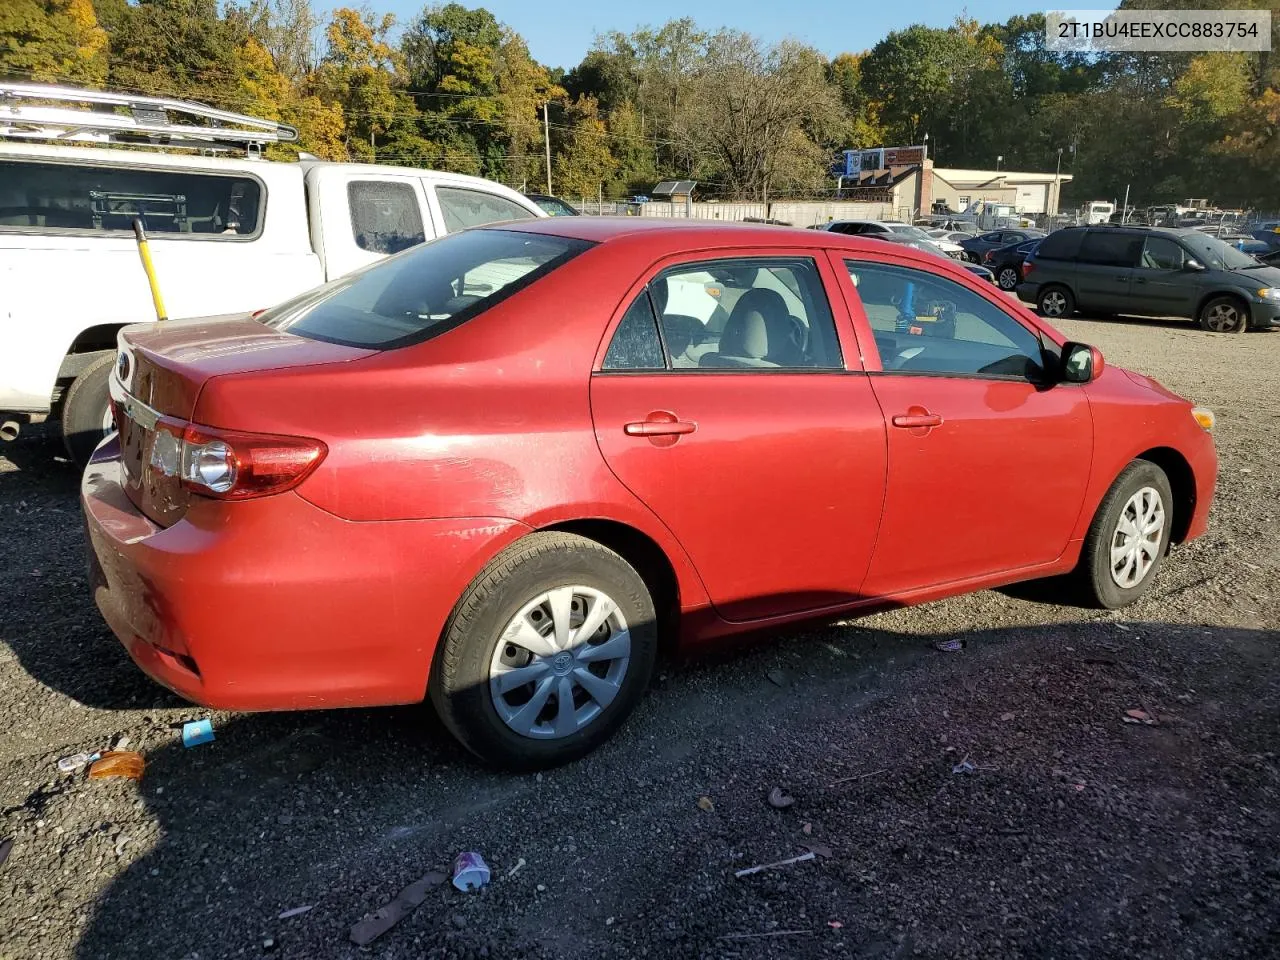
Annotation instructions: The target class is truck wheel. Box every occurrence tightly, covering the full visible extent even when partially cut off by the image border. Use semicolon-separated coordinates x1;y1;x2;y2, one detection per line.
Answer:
1198;296;1248;333
1074;460;1173;609
430;532;658;769
62;354;116;467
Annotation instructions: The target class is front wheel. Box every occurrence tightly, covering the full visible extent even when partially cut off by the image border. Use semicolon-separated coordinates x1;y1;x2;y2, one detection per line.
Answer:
1198;296;1248;333
61;353;116;467
430;532;658;769
1075;460;1174;609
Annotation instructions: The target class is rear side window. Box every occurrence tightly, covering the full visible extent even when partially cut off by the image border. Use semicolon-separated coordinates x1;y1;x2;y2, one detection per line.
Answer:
602;292;665;370
0;160;262;237
436;186;535;233
1079;231;1142;267
1035;229;1084;260
261;229;591;349
347;181;424;254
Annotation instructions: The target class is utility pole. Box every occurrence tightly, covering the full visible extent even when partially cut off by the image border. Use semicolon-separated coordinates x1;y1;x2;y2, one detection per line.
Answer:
1054;147;1063;219
370;130;375;162
542;102;552;196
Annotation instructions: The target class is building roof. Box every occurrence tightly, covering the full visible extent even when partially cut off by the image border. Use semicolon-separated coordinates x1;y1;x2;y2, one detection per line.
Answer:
652;180;697;196
934;168;1075;187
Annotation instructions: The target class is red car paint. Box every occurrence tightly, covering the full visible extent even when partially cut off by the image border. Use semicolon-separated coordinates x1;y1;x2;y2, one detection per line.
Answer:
82;219;1217;712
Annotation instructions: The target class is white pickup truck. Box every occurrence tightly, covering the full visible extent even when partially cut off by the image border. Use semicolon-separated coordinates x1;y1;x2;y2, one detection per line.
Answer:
0;84;546;463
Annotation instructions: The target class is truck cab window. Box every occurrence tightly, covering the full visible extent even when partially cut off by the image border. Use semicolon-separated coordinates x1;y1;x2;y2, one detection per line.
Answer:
347;181;425;255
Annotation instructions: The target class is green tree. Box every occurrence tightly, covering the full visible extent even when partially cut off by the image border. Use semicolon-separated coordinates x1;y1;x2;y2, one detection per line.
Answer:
0;0;109;86
553;95;616;198
314;7;400;161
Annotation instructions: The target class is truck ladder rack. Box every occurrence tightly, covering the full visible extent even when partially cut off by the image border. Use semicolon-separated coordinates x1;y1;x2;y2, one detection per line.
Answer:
0;82;298;155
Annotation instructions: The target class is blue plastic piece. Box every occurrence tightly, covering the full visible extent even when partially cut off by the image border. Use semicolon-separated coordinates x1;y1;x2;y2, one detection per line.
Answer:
182;718;215;748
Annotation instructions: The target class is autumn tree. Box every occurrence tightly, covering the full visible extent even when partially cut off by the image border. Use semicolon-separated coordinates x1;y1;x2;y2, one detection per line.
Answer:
553;95;616;198
0;0;108;86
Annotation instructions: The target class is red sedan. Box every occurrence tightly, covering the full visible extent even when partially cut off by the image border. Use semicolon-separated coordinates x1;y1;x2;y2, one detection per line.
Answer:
83;219;1217;768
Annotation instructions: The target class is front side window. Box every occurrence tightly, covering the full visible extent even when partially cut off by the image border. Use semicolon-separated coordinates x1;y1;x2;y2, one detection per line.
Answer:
845;260;1045;380
649;258;842;369
1179;232;1259;270
348;180;425;254
0;160;262;237
261;229;590;349
436;186;535;233
1079;231;1142;267
1140;236;1187;270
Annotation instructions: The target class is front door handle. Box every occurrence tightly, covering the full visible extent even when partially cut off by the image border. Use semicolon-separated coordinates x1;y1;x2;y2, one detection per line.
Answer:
624;420;697;437
892;413;943;429
1134;277;1147;284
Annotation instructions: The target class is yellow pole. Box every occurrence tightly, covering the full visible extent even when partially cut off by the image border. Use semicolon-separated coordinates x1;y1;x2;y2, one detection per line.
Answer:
132;218;168;323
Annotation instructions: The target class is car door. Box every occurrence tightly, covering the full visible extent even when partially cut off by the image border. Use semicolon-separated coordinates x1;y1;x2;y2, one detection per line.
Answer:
589;253;888;622
1074;229;1142;313
307;168;431;279
1131;234;1201;317
834;254;1093;595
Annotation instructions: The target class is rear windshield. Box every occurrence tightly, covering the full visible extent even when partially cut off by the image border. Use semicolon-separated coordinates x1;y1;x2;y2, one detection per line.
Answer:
261;229;591;349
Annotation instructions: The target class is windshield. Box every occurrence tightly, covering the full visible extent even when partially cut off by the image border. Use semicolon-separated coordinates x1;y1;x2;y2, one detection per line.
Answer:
1179;232;1259;270
261;229;591;348
887;224;937;242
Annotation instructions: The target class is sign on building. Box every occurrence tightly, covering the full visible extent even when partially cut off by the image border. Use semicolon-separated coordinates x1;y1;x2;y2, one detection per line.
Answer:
842;145;926;177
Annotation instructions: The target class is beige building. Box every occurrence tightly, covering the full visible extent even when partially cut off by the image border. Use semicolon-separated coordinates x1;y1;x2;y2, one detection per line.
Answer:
841;159;1073;219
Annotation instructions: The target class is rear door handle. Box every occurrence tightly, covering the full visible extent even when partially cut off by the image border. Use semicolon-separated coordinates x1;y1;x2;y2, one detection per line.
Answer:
892;413;943;429
624;420;696;436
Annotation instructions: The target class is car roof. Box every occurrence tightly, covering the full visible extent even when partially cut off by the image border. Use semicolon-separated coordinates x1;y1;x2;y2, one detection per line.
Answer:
494;216;981;266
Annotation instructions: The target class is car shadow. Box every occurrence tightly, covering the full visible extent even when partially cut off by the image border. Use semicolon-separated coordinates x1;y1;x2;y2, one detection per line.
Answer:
53;620;1280;959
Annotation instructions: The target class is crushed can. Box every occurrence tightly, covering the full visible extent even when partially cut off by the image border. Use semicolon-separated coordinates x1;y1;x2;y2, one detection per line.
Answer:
451;852;491;892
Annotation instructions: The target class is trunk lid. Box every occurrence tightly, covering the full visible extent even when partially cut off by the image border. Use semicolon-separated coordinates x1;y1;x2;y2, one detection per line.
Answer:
113;318;373;526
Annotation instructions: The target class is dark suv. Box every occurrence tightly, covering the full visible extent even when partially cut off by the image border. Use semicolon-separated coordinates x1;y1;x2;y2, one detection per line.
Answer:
1017;225;1280;332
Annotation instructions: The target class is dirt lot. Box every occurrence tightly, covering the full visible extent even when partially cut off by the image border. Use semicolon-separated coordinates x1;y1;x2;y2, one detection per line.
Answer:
1;313;1277;960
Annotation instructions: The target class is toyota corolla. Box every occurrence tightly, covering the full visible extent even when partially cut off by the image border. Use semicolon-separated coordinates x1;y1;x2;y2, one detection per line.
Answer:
82;219;1218;768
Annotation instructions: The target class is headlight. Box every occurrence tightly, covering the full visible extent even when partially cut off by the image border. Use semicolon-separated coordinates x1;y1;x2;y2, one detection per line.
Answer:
1191;407;1215;432
1256;287;1280;300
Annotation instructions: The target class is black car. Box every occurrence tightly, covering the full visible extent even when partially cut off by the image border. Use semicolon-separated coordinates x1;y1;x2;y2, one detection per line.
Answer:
959;228;1045;263
983;238;1041;291
1016;225;1280;332
525;194;580;217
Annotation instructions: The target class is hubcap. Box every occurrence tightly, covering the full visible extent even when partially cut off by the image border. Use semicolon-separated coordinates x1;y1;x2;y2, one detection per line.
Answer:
999;267;1018;289
1109;487;1165;589
488;585;630;740
1042;291;1066;316
1205;303;1239;332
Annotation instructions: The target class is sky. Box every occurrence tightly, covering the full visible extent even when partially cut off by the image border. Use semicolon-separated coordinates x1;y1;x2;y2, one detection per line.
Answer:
370;0;1043;70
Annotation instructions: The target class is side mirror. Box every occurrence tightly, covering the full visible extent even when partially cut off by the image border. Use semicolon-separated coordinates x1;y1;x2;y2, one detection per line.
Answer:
1184;259;1205;271
1061;341;1104;383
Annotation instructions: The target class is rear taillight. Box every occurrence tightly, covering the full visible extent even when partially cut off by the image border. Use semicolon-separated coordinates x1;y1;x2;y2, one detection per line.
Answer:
983;251;995;263
180;425;326;500
1022;260;1035;277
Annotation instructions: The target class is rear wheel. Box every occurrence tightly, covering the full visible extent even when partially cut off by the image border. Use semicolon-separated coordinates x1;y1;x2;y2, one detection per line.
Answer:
1075;460;1173;609
1198;295;1248;333
61;353;115;467
996;265;1020;291
1037;285;1075;319
430;532;658;769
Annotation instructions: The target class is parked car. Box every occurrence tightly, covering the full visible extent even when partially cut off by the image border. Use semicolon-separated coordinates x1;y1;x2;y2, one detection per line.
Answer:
866;233;997;283
817;220;965;257
959;228;1046;263
84;219;1217;768
0;83;546;465
526;194;580;217
1017;225;1280;332
983;238;1041;291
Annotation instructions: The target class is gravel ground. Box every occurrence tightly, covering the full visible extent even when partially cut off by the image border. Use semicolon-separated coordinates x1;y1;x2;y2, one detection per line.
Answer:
1;314;1277;960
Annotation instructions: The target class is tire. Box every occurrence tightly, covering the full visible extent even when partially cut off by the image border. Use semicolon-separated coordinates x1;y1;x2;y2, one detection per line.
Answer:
1037;284;1075;319
996;265;1020;291
430;532;658;769
1075;460;1174;609
1198;295;1249;333
61;353;116;467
